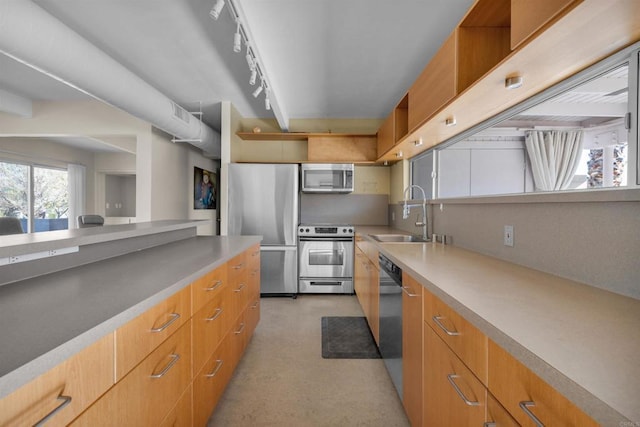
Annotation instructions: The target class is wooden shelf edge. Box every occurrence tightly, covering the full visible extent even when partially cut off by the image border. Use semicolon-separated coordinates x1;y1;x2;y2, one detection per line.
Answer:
236;132;375;141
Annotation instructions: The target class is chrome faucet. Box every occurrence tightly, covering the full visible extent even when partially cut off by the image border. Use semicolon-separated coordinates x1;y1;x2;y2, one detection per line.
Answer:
403;185;429;241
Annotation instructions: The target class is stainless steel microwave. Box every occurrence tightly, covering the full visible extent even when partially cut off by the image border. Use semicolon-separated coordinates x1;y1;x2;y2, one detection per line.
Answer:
301;163;354;193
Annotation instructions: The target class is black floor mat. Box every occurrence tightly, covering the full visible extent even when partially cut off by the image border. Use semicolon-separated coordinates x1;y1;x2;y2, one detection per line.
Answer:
321;316;381;359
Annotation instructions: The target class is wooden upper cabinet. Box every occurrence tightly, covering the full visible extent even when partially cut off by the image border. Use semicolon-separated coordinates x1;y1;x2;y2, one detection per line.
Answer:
376;112;394;157
408;31;457;132
511;0;579;49
307;135;377;162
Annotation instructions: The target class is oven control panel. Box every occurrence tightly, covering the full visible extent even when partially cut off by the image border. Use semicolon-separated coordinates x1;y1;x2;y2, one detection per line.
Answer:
298;225;354;237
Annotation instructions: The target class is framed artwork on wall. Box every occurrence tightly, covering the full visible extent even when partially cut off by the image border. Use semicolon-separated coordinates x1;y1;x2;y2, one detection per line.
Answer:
194;166;216;210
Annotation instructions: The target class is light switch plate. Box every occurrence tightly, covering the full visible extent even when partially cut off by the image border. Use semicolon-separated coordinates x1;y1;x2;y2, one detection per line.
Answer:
504;225;514;247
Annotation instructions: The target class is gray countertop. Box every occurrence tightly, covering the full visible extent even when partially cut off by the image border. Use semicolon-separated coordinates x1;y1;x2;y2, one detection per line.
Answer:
0;220;209;258
356;226;640;426
0;234;261;399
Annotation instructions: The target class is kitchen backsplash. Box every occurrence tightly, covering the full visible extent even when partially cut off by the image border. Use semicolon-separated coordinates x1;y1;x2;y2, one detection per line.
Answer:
300;193;388;225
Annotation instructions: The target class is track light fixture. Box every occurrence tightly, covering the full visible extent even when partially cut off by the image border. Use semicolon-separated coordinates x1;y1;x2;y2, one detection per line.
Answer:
210;0;225;20
212;0;275;112
233;20;241;52
252;81;263;98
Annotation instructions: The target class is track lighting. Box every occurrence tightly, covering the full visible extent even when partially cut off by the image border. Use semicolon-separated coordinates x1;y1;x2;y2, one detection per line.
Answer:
210;0;225;20
265;88;271;110
245;45;255;71
233;21;241;52
252;82;263;98
249;68;257;85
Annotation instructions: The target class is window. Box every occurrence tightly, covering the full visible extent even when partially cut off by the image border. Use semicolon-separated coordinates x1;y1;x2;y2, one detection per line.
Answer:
0;161;69;233
411;43;639;199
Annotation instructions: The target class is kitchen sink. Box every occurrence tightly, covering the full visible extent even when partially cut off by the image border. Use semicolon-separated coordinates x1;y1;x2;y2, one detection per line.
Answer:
369;234;427;243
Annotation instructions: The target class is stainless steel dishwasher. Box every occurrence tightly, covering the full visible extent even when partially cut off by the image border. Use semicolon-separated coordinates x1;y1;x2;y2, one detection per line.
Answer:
378;253;403;399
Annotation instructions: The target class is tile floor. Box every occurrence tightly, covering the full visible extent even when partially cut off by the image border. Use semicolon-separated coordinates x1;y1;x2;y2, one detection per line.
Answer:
208;295;410;427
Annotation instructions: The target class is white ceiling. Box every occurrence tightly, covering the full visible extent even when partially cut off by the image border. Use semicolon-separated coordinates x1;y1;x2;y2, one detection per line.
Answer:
0;0;474;135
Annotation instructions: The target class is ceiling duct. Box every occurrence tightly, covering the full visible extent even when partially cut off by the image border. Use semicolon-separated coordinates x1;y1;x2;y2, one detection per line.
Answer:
0;0;220;158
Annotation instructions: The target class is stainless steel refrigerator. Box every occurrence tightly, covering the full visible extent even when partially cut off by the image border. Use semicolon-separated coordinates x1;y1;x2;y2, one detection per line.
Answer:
228;163;298;295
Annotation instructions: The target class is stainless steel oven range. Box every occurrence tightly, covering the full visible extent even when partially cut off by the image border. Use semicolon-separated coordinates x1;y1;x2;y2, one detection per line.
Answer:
298;224;354;294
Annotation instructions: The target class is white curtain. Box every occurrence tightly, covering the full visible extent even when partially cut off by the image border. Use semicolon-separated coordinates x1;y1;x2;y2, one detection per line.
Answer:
524;130;584;191
67;163;86;229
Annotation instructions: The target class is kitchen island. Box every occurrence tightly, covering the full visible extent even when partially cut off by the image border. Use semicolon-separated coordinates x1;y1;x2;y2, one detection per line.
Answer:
357;226;640;426
0;221;261;425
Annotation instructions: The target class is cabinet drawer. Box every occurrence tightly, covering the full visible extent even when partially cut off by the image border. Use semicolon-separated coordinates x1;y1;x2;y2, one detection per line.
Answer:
72;321;192;427
229;312;249;371
115;286;191;380
487;392;519;427
192;264;227;315
193;333;233;426
159;383;192;427
423;289;488;384
424;325;487;426
0;333;114;427
488;340;597;427
192;288;231;376
246;297;261;337
227;251;247;282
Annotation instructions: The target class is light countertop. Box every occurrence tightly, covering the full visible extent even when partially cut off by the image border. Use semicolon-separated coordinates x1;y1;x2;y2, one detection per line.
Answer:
356;226;640;425
0;235;261;399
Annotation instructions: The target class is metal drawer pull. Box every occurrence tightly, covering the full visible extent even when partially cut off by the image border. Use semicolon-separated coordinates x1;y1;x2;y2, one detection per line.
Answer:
234;283;245;293
205;360;224;378
205;280;223;291
150;353;180;378
150;313;180;332
402;286;418;297
432;315;461;336
34;393;72;427
483;423;496;427
205;307;223;321
251;301;259;309
234;322;245;334
519;401;544;427
232;263;244;270
447;374;480;406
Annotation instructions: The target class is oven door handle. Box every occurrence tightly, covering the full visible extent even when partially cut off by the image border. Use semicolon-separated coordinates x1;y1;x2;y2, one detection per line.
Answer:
299;237;354;242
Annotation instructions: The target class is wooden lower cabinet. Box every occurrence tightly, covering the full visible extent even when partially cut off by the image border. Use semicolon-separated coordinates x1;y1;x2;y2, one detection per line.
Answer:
0;333;114;427
72;320;192;426
423;323;487;426
192;287;231;375
354;242;380;344
159;384;193;427
488;340;597;427
401;274;423;427
486;392;519;427
193;333;233;426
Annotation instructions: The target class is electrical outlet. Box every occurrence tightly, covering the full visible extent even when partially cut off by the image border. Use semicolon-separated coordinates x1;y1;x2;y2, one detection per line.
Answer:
504;225;514;247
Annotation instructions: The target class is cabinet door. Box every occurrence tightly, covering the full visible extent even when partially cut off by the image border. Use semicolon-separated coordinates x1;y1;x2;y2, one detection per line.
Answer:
0;333;114;427
308;136;377;162
377;112;395;157
159;384;193;427
192;264;227;315
488;340;598;426
423;324;487;426
423;286;488;383
116;285;191;380
402;274;423;427
192;287;231;376
193;333;234;426
486;392;520;427
354;247;369;316
368;263;380;345
408;31;457;131
72;321;192;427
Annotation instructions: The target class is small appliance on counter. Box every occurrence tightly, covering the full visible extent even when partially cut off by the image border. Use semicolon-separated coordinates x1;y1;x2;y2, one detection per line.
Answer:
298;224;354;294
301;163;354;193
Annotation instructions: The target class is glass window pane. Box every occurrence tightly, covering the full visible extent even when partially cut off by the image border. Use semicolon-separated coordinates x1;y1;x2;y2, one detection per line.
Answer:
33;166;69;232
0;161;28;234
